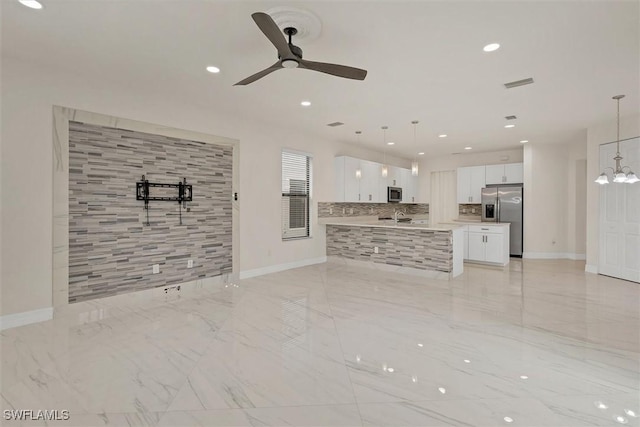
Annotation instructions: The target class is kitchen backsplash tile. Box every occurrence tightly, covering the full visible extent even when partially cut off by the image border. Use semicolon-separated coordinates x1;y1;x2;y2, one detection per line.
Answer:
318;202;428;218
459;203;481;219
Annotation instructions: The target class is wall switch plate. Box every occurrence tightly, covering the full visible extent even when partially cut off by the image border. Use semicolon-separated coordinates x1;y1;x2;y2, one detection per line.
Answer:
374;246;379;254
349;208;354;214
187;259;193;268
342;208;346;214
152;264;160;274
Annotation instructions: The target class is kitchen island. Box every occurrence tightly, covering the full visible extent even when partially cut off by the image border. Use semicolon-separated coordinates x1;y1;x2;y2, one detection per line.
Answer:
321;217;463;279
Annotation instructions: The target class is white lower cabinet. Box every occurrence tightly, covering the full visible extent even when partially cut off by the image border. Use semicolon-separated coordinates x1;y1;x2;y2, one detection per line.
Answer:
466;224;510;266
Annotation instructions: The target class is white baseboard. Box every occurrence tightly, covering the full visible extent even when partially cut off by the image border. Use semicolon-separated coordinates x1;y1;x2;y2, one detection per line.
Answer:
0;307;53;331
239;256;327;280
585;264;598;274
523;252;586;260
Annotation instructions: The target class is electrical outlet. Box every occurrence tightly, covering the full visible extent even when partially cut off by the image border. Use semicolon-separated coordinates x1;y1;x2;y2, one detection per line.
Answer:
374;246;379;254
349;208;354;214
187;259;194;268
152;264;160;274
329;207;333;215
342;208;346;214
471;208;476;213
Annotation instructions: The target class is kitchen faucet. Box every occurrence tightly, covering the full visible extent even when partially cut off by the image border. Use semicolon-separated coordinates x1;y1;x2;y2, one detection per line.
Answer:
394;210;405;224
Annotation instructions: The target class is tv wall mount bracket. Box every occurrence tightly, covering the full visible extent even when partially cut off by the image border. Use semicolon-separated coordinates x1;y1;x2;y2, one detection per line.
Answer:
136;174;193;226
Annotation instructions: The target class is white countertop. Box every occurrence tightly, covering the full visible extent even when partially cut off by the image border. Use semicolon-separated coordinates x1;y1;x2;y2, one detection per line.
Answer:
320;216;459;231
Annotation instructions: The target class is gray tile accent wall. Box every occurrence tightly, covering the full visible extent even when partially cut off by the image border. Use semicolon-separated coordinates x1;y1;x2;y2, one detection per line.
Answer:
326;225;452;273
318;202;428;218
68;121;233;303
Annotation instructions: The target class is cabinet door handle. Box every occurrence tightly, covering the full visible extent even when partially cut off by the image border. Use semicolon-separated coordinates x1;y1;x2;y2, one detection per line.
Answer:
369;194;372;201
358;194;361;201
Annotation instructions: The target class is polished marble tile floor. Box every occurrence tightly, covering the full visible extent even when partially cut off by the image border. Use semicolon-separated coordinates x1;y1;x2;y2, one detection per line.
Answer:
1;260;639;426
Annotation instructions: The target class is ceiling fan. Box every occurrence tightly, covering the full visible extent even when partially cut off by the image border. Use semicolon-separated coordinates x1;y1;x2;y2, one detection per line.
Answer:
234;12;368;86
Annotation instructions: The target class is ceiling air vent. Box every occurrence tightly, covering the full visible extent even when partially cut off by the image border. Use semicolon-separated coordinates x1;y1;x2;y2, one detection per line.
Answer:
505;115;517;120
327;122;344;127
504;78;534;89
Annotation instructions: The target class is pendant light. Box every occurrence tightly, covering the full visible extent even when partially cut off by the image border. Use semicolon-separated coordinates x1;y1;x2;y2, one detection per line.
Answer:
381;126;389;177
355;131;362;179
411;120;419;176
595;95;639;184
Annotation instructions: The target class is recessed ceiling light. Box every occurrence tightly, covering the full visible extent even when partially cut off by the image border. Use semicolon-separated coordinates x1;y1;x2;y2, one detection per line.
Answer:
206;66;220;73
19;0;43;8
387;142;395;145
520;375;529;380
505;124;515;128
438;134;448;138
464;147;472;150
438;387;446;394
417;343;424;347
520;140;528;143
300;101;311;107
463;359;471;363
418;152;425;156
483;43;500;52
387;367;394;373
503;416;514;423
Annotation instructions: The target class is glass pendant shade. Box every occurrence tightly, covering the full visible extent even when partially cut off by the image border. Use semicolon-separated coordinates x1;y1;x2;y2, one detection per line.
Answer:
381;165;388;177
411;160;419;176
355;168;362;179
595;173;609;185
626;172;640;184
613;172;627;183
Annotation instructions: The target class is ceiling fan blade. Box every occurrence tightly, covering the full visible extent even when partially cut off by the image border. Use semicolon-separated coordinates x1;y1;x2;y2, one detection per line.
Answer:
234;62;283;86
251;12;295;60
299;59;367;81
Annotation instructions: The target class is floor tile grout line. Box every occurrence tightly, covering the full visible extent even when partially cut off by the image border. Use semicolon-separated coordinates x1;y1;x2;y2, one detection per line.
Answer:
315;263;366;427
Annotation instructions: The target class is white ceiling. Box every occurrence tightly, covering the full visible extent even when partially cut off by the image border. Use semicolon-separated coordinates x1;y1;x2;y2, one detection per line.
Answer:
2;0;639;158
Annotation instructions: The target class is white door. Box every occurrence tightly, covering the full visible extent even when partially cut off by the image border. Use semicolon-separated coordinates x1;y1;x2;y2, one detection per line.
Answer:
485;165;504;185
599;138;640;282
467;232;485;261
484;233;504;264
457;167;471;203
344;157;361;202
504;163;523;183
469;166;486;203
360;160;380;202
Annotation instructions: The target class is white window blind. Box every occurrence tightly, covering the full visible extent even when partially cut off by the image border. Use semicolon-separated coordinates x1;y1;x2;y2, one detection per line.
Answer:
282;150;311;240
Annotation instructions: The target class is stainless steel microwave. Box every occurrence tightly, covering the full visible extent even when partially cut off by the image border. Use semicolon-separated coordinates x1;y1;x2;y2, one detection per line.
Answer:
388;186;402;203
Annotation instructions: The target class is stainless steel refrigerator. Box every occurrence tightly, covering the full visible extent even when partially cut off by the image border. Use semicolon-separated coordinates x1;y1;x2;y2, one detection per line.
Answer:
481;185;523;257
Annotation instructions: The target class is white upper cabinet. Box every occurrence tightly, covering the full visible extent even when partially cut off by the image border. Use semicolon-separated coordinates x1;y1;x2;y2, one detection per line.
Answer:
400;169;419;203
485;163;523;185
360;160;381;202
457;165;486;203
335;156;420;203
334;156;361;202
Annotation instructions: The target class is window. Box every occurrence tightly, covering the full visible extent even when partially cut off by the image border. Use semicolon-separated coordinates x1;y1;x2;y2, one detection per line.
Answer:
282;150;311;240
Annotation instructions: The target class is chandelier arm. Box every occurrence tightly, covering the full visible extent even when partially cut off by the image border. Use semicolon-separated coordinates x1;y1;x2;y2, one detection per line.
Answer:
602;166;615;175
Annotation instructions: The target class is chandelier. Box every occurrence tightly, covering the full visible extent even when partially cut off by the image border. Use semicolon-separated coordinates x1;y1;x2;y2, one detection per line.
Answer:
595;95;639;184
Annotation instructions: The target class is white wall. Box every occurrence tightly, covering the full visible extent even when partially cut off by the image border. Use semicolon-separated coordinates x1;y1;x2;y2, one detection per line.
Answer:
417;148;524;203
0;57;391;317
586;113;640;271
523;137;587;258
